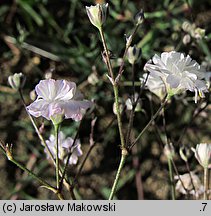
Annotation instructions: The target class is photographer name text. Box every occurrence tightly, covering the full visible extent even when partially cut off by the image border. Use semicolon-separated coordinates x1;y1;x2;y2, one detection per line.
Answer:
2;202;116;213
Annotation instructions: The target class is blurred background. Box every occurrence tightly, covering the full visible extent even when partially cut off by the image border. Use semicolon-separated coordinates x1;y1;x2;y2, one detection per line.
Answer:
0;0;210;199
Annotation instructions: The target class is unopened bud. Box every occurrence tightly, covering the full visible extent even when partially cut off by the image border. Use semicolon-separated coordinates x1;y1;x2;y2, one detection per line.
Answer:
182;34;191;45
86;3;108;30
127;45;141;65
164;143;175;159
134;9;144;25
5;144;13;161
179;145;191;162
8;73;26;90
192;28;205;40
88;72;99;85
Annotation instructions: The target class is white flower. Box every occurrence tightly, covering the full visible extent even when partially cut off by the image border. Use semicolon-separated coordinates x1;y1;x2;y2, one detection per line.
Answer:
45;131;82;165
27;79;92;122
175;172;203;198
144;51;208;103
141;73;167;100
194;143;211;169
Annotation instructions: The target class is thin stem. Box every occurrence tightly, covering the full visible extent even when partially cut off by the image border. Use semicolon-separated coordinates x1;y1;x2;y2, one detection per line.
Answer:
185;162;196;196
109;153;127;200
19;90;74;197
54;124;60;189
0;140;61;197
99;27;128;200
167;157;176;200
99;28;115;81
117;24;140;79
113;85;126;149
129;95;169;150
19;90;55;163
204;168;209;200
74;144;95;186
132;143;144;199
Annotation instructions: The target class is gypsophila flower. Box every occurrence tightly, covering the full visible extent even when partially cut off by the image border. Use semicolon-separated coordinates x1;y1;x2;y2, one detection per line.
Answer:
194;143;211;169
144;51;208;103
45;131;82;165
175;172;204;198
27;79;92;122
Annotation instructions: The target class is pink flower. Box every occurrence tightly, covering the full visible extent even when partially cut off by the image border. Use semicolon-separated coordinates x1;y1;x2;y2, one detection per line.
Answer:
45;132;82;165
27;79;92;121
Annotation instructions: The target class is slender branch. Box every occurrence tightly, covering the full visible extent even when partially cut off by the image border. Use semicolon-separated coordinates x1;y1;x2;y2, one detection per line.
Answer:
54;124;60;189
98;27;128;200
154;125;188;195
204;168;209;200
185;162;196;197
117;24;140;80
99;28;115;81
167;158;176;200
132;143;144;199
0;139;65;199
129;95;169;150
73;117;115;188
109;152;127;200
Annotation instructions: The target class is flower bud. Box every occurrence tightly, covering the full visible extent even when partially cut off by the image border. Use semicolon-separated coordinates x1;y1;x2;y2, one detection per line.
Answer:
8;73;26;90
193;27;205;40
127;45;141;65
134;9;144;25
86;3;108;29
194;143;211;169
164;143;175;159
179;145;192;162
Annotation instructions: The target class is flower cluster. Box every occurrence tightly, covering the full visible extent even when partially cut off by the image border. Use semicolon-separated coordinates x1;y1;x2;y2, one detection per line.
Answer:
27;79;92;122
45;131;82;165
144;51;208;102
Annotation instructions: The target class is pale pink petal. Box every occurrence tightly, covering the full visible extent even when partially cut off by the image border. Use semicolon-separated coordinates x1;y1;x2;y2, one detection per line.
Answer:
62;100;92;121
27;99;50;118
54;80;76;101
35;79;56;100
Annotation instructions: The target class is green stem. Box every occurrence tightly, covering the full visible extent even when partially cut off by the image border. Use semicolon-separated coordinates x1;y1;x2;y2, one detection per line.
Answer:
54;124;60;189
113;85;126;149
99;28;115;81
98;27;127;200
0;141;59;196
117;24;140;79
168;157;176;200
204;168;209;200
129;95;169;150
109;153;127;200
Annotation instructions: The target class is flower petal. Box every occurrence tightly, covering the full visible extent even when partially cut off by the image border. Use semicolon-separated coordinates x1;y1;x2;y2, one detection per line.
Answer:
62;100;92;121
166;74;180;88
27;99;50;119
